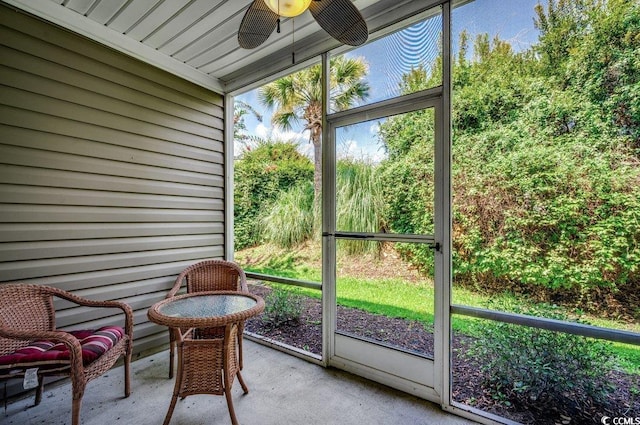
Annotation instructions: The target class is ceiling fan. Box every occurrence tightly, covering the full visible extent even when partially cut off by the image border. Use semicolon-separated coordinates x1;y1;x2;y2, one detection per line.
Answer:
238;0;368;49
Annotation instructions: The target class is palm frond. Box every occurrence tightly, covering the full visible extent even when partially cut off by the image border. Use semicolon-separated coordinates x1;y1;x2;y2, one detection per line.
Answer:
272;110;299;131
258;55;370;131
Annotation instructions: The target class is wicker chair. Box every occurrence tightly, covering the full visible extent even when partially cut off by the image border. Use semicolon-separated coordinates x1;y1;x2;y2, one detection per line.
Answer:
166;259;249;379
0;284;133;425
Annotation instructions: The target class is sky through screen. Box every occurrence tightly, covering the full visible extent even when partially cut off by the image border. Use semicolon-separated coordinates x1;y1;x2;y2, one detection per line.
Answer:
235;0;541;160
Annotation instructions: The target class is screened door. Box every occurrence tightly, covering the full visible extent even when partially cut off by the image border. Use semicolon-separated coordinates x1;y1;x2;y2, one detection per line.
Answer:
323;93;446;401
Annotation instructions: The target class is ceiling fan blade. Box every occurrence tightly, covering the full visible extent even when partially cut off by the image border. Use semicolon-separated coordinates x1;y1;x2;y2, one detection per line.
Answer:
238;0;279;49
308;0;368;47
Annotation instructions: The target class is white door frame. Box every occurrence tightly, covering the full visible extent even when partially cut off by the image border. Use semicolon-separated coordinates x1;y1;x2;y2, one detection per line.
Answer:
321;74;449;403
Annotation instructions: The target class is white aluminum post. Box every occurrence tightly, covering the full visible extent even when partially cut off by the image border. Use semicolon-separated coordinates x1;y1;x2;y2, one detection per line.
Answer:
321;51;334;366
224;94;235;261
436;0;453;409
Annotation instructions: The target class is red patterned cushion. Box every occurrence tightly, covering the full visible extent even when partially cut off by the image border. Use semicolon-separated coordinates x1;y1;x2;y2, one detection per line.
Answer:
0;326;124;368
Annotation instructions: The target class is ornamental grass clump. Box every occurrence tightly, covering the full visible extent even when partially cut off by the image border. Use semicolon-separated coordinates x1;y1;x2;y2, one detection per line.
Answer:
260;183;315;248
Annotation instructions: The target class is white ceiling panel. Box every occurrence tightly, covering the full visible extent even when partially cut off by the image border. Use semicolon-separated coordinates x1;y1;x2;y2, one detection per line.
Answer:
158;1;249;56
86;0;128;25
107;1;162;33
174;11;247;63
3;0;443;93
65;0;95;15
144;0;221;49
126;1;189;42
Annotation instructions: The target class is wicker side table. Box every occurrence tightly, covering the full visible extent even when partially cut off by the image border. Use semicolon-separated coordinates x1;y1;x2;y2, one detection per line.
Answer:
148;291;264;425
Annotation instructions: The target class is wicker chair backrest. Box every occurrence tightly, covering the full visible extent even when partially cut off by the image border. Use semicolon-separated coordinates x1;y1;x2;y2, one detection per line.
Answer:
0;284;56;354
186;264;242;293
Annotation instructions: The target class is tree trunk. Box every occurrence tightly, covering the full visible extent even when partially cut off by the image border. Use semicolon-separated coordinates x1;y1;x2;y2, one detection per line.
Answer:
312;129;322;213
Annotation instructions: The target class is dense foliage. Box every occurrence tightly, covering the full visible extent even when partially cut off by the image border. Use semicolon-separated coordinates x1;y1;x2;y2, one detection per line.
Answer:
465;305;615;421
233;3;639;419
234;0;639;316
235;152;384;253
234;141;313;250
378;0;640;314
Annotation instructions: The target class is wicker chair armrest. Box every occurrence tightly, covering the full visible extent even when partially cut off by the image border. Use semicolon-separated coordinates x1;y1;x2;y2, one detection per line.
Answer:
166;272;186;299
238;273;249;292
49;289;134;338
0;327;84;368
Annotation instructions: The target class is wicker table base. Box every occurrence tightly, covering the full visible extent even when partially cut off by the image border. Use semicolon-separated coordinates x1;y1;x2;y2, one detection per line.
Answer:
163;324;247;425
148;292;264;425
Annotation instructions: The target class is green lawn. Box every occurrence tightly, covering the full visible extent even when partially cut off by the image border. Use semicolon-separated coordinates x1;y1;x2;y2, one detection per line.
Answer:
236;244;640;374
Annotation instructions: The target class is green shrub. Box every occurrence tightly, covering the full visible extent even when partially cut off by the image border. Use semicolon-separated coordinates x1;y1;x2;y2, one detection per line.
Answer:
261;288;305;328
372;3;640;315
234;140;313;249
378;131;435;272
452;128;640;307
465;306;616;416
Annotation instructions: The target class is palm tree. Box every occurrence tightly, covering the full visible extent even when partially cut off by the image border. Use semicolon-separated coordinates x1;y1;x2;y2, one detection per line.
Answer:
258;56;370;208
234;99;262;144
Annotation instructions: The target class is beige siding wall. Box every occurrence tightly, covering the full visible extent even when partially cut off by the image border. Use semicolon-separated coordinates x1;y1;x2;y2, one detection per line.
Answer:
0;5;226;356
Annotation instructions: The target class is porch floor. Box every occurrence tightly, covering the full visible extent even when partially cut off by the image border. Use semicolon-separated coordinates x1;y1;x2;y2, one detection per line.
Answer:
3;340;477;425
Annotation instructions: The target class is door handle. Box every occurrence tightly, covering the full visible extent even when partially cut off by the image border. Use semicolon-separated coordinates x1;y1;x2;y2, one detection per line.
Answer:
322;232;374;239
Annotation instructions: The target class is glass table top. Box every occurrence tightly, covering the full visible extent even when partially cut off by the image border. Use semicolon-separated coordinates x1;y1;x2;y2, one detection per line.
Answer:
159;294;257;319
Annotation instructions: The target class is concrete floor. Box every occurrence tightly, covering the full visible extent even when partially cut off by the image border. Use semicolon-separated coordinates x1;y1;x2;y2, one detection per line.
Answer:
2;340;477;425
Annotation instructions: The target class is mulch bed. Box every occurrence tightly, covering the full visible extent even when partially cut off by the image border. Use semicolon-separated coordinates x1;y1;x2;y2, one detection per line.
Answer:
245;283;639;425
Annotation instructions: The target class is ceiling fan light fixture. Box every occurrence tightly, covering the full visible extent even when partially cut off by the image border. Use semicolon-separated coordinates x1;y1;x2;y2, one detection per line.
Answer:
239;0;368;49
263;0;312;17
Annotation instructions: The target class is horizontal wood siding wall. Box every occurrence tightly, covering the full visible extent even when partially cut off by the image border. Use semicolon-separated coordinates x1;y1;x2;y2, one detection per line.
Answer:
0;5;226;360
